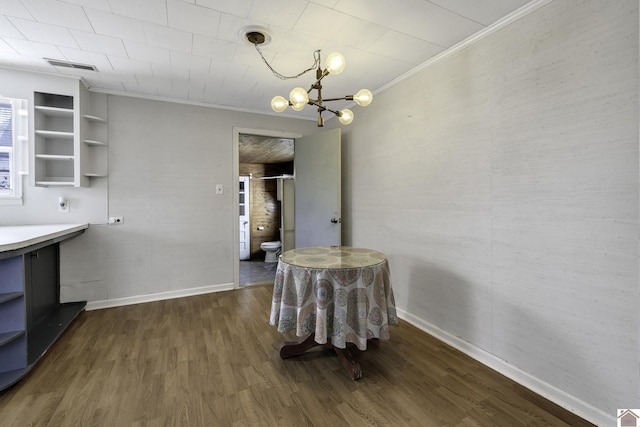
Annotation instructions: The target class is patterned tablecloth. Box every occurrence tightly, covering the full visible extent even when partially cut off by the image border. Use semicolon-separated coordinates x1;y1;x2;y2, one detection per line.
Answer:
269;246;398;350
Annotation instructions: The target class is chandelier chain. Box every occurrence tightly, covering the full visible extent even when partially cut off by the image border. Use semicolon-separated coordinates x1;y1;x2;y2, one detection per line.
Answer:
254;43;320;80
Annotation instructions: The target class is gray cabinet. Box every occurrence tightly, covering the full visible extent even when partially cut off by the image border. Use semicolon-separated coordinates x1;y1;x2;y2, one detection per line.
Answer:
0;234;86;391
0;256;26;375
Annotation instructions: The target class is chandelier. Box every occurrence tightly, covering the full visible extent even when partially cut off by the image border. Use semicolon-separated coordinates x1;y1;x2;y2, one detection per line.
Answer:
245;30;373;127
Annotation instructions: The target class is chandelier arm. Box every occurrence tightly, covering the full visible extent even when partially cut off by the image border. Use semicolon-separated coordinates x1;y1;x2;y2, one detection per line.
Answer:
321;96;354;102
308;69;329;92
308;99;341;117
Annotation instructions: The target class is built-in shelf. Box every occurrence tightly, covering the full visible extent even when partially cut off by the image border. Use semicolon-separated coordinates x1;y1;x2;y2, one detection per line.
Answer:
34;130;74;139
34;105;73;117
33;91;78;187
0;330;24;347
35;154;74;161
83;139;107;146
32;89;108;186
83;114;107;123
0;292;23;304
35;180;75;186
27;302;86;365
81;92;108;179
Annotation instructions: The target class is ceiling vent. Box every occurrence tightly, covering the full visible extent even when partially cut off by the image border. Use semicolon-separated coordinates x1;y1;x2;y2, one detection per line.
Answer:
45;58;98;71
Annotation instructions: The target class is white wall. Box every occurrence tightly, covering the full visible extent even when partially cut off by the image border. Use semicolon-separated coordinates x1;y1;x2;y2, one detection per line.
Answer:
341;0;638;424
0;67;317;306
60;95;317;305
0;68;107;225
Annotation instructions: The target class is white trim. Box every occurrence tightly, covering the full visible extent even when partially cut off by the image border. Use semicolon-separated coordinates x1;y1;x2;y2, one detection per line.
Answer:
84;282;234;311
395;307;613;427
0;197;23;205
375;0;554;95
0;97;26;203
88;87;318;122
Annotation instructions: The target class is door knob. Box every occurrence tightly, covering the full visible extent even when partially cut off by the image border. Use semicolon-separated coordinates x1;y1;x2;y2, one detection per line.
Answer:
330;218;341;224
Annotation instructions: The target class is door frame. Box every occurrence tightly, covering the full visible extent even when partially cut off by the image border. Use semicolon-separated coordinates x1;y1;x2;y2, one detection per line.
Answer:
232;127;302;289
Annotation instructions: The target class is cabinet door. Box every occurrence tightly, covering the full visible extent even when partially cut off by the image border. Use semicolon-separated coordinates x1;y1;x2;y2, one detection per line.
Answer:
24;244;59;330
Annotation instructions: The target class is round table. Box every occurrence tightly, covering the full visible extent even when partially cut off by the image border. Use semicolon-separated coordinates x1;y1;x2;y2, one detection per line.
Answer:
269;246;398;380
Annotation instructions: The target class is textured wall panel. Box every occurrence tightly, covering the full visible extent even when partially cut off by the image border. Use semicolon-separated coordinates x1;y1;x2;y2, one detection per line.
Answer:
342;0;638;419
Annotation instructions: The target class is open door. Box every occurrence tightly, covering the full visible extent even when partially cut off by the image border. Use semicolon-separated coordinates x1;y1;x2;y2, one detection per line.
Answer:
294;128;341;248
239;176;250;260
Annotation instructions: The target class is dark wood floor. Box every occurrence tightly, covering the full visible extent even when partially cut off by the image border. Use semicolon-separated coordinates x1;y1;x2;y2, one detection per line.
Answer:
0;285;594;426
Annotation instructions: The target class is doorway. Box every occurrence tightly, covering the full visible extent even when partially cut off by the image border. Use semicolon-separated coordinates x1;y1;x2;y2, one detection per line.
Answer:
232;127;342;288
233;128;301;288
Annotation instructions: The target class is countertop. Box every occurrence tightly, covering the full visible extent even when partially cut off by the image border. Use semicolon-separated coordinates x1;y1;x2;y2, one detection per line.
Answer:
0;224;89;252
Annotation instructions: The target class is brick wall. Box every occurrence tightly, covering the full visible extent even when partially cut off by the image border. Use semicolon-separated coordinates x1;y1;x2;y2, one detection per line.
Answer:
239;162;293;258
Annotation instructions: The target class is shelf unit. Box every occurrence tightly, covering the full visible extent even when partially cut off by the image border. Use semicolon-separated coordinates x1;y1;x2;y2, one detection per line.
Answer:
80;91;108;179
31;86;108;187
0;232;86;391
0;256;27;384
33;92;79;187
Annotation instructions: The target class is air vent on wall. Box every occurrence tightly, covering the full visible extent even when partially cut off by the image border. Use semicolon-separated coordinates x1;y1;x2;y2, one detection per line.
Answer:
45;58;98;71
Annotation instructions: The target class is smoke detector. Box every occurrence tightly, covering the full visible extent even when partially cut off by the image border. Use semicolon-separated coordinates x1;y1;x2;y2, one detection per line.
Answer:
240;26;272;46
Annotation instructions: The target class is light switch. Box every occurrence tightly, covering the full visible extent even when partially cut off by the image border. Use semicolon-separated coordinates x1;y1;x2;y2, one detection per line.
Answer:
216;184;224;194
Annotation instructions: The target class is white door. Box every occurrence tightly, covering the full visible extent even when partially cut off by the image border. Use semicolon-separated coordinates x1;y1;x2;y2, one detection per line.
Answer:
294;128;341;248
239;176;250;260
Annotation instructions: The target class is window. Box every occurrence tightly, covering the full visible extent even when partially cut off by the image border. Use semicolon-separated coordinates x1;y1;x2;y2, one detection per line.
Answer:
0;96;28;204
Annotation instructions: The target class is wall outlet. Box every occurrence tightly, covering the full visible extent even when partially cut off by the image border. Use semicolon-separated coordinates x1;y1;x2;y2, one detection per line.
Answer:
108;216;124;225
58;197;69;213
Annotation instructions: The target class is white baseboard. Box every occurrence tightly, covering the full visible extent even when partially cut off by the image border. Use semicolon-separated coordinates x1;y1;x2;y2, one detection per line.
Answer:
85;282;235;311
395;308;613;427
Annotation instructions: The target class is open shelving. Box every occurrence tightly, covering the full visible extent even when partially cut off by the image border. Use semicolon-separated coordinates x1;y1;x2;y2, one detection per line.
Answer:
80;92;108;179
33;92;78;187
31;87;108;187
0;256;27;382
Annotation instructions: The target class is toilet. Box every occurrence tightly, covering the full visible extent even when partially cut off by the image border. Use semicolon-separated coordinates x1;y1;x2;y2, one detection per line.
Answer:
260;241;281;263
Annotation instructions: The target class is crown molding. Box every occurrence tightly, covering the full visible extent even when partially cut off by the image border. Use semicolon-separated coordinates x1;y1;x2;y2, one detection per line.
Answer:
375;0;554;95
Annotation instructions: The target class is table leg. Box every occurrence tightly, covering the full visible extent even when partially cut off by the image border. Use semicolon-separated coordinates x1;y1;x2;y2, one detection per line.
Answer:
279;333;322;359
279;335;363;381
331;343;362;381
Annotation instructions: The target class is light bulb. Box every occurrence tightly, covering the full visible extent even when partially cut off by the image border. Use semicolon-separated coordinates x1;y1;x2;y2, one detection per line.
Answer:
289;87;309;105
271;96;289;112
353;89;373;107
325;52;346;75
291;101;306;111
338;109;354;125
